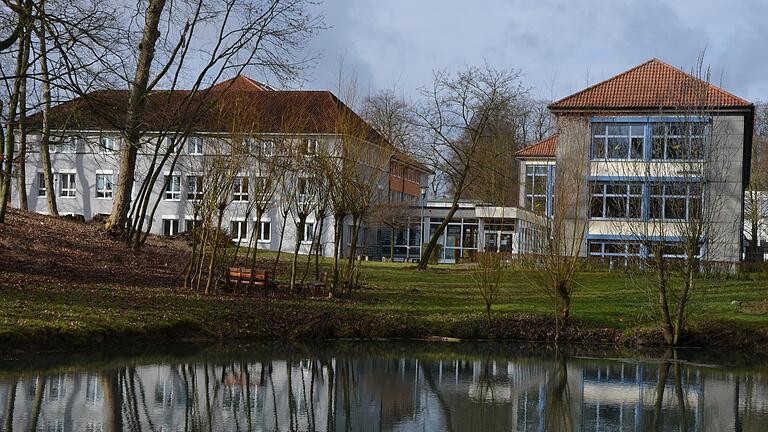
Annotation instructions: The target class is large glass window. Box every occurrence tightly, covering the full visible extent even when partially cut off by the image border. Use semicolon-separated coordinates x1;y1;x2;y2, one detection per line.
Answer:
590;182;642;219
525;165;549;214
651;123;705;160
649;183;701;220
591;123;644;160
187;176;203;200
230;220;247;241
588;240;641;259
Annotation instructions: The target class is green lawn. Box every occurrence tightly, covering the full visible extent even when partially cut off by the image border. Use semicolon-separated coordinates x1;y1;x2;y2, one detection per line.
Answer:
1;249;767;351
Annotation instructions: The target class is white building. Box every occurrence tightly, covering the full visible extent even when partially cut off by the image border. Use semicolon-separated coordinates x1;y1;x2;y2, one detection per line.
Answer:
11;76;431;258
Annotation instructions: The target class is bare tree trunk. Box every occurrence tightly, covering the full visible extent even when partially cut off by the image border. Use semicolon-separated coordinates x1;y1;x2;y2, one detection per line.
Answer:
36;4;58;215
289;215;306;292
0;13;30;223
419;195;462;269
314;213;325;279
249;207;264;269
273;208;290;275
205;205;225;294
15;29;30;211
331;213;343;294
105;0;168;233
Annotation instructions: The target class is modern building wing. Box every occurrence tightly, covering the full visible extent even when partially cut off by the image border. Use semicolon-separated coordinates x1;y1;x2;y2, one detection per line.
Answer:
517;59;754;264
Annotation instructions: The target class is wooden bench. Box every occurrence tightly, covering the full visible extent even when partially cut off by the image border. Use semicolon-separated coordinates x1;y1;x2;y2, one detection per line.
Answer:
225;267;275;295
307;272;329;297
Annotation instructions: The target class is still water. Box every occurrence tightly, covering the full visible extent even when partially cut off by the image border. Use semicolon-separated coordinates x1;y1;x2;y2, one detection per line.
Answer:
0;342;766;431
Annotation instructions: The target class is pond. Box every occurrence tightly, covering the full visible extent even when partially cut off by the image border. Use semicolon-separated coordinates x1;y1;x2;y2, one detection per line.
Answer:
0;342;766;431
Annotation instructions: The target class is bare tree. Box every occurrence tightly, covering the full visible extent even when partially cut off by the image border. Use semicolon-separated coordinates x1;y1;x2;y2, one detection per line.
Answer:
361;89;421;155
414;65;527;269
620;58;739;345
103;0;322;237
519;119;590;339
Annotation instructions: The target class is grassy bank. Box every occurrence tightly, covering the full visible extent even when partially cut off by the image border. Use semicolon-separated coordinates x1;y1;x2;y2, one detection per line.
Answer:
1;209;767;352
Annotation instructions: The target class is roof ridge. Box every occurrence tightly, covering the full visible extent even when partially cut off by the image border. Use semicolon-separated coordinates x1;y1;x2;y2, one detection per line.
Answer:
549;59;657;108
549;58;752;110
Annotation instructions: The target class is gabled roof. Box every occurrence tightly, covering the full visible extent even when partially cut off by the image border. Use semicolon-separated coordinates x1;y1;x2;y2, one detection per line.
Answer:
205;75;274;92
549;59;752;111
515;135;557;158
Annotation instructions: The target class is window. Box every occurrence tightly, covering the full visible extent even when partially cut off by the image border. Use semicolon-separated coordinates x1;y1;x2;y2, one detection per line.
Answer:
591;123;644;160
162;219;179;236
185;218;200;232
303;138;318;154
95;174;113;199
60;137;78;153
258;140;275;156
164;175;181;200
591;182;642;219
187;136;203;155
651;123;705;160
300;221;315;242
231;220;248;241
257;221;271;241
59;173;76;197
588;240;641;259
525;165;549;214
37;173;46;197
649;183;701;220
297;178;310;201
233;177;249;201
100;136;116;152
187;176;203;200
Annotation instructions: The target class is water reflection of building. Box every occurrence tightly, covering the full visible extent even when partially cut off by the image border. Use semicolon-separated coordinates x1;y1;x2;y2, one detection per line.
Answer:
0;354;767;431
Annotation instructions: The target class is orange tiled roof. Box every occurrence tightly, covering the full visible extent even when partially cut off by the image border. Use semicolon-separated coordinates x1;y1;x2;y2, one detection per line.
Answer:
549;59;752;111
515;135;557;158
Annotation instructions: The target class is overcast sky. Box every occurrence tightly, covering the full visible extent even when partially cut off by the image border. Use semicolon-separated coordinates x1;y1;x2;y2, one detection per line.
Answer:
291;0;768;104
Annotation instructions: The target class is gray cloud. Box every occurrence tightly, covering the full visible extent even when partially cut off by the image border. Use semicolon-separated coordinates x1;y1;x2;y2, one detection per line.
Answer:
300;0;767;103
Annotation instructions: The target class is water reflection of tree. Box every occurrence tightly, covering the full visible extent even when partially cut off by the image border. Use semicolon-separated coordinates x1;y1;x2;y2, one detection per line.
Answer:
544;349;574;432
420;360;454;432
3;378;17;432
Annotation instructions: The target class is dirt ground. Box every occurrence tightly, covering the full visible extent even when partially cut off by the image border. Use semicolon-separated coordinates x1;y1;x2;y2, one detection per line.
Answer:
0;209;189;288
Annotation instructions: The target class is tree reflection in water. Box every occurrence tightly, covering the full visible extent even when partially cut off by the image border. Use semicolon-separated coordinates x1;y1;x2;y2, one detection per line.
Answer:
0;344;766;431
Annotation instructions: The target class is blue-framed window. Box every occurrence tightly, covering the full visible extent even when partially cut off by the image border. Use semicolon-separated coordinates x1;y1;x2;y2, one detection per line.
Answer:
590;117;708;161
591;123;644;160
525;165;548;214
588;240;642;259
590;182;642;219
649;183;701;221
650;123;705;160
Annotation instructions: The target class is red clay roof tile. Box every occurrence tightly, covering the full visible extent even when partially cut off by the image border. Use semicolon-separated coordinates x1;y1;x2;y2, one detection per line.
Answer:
549;59;751;111
515;135;557;158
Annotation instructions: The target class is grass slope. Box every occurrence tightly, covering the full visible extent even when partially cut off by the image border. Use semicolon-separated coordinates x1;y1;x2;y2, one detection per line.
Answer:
1;209;767;352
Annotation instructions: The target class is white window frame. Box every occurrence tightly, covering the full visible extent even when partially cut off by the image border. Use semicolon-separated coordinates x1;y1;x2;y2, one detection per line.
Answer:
184;217;200;232
95;173;114;199
233;176;249;202
187;136;203;155
162;217;180;236
301;221;315;243
164;174;181;201
231;219;248;242
60;137;78;153
59;172;76;198
37;172;47;197
257;220;271;242
187;175;203;200
100;136;117;152
303;138;318;154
